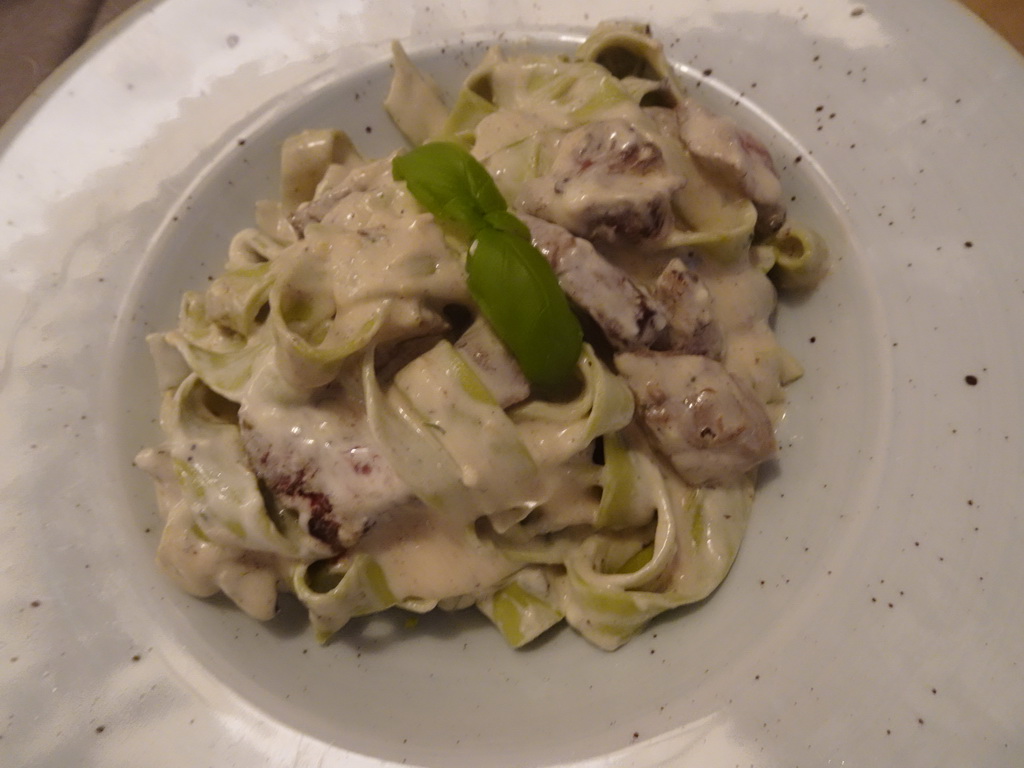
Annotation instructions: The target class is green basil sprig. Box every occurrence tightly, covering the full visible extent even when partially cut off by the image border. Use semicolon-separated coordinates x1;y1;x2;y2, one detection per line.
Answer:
393;142;529;240
393;142;582;391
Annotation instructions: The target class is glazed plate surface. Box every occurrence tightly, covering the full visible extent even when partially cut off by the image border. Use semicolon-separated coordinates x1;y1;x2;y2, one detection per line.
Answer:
1;1;1022;765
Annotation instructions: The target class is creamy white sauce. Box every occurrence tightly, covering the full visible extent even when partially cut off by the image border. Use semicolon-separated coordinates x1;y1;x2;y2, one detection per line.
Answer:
348;502;519;601
240;357;410;526
693;256;787;406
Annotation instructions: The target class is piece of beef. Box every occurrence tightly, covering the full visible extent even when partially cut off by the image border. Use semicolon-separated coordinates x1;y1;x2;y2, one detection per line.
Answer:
615;352;776;485
517;119;683;247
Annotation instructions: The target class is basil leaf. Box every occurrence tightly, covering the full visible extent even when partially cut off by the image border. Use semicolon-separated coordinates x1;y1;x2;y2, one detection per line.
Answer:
483;210;531;239
467;228;583;390
393;141;583;389
392;141;507;239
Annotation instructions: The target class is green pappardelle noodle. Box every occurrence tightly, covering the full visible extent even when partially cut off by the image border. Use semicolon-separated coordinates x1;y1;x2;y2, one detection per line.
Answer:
136;21;827;651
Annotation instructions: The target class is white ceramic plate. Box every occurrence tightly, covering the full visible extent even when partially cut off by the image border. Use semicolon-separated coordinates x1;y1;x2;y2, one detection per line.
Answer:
2;1;1022;765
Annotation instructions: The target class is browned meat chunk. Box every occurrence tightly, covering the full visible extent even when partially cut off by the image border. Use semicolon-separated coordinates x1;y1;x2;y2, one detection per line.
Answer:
517;119;683;246
522;213;667;350
615;352;776;485
650;258;723;358
675;98;787;238
239;393;412;550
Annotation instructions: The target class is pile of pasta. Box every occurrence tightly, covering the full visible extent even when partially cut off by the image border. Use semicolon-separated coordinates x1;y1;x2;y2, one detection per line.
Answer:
136;22;826;650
